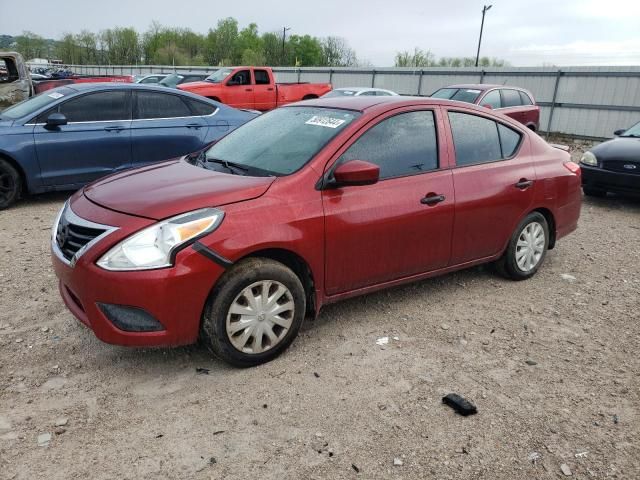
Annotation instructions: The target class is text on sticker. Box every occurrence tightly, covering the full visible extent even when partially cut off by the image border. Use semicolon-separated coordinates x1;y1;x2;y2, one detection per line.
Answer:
305;116;346;128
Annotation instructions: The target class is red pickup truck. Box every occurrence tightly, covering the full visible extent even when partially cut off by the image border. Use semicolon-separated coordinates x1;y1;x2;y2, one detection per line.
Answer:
177;66;332;111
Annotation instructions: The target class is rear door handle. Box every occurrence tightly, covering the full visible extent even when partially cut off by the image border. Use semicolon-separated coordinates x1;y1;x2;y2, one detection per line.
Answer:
515;179;534;189
245;88;253;92
104;125;124;132
421;194;446;205
267;87;274;91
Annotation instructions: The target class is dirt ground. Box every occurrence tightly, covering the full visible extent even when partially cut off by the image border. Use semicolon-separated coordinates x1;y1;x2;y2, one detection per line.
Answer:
1;161;639;479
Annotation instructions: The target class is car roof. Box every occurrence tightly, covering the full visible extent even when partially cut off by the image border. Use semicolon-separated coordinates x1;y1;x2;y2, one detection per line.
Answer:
441;84;528;91
295;95;494;113
334;87;391;92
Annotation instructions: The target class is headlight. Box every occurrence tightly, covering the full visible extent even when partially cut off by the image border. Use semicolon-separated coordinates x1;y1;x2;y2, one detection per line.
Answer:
580;151;598;166
97;208;224;271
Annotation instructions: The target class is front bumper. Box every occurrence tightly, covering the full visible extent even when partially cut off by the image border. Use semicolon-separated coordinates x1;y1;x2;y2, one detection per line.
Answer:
581;164;640;195
51;195;227;347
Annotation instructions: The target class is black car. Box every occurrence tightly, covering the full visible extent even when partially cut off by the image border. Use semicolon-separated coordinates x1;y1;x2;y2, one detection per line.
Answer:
580;121;640;197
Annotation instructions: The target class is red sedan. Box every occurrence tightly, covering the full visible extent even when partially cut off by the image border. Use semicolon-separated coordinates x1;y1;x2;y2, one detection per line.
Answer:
51;96;581;366
431;84;540;131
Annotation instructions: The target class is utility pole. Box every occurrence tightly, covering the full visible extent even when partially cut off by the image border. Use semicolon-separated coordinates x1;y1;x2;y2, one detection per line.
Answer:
281;27;291;65
475;5;492;67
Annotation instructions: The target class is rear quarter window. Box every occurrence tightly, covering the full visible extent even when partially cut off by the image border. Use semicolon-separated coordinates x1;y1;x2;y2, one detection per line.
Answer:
501;89;522;108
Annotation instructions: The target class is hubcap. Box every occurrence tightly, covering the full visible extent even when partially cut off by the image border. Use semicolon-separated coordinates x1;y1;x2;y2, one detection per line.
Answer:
515;221;545;272
226;280;295;354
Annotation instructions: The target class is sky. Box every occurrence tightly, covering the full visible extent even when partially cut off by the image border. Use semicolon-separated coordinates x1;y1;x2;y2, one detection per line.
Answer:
1;0;639;66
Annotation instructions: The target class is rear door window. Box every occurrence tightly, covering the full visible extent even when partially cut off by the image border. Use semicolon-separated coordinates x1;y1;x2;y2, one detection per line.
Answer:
448;111;522;166
337;110;439;179
58;91;129;122
135;91;192;119
183;97;218;116
254;69;270;85
501;89;522;108
519;91;533;105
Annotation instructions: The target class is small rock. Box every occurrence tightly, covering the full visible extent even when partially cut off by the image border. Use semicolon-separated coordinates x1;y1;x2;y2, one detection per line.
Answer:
313;372;320;378
375;337;389;346
41;327;49;333
54;427;66;435
613;414;619;424
15;338;23;344
393;457;404;466
528;452;542;464
37;433;51;446
560;463;572;476
54;417;68;427
441;324;450;330
561;274;576;282
525;359;538;366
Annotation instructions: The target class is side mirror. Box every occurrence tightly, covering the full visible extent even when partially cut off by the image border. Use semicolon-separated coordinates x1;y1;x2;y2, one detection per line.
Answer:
481;104;493;110
333;160;380;187
45;112;67;128
613;128;626;136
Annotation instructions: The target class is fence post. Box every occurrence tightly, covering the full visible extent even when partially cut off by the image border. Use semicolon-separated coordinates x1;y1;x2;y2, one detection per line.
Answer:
480;69;485;84
417;70;424;96
297;68;301;83
329;69;333;85
546;69;563;140
371;69;376;88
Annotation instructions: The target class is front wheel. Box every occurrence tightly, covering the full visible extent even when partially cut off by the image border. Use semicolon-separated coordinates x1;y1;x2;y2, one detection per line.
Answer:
495;212;549;281
201;258;306;367
0;159;21;210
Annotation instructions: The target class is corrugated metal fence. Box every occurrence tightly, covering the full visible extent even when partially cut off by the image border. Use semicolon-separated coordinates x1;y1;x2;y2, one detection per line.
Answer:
33;64;640;140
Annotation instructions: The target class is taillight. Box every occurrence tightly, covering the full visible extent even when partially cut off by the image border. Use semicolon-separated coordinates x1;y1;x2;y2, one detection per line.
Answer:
564;161;581;175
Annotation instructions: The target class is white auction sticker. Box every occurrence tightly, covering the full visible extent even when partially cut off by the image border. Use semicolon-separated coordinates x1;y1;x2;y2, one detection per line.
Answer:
305;115;346;128
47;92;64;99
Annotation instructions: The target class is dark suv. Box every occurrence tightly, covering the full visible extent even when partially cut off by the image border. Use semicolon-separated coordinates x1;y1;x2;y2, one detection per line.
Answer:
431;84;540;131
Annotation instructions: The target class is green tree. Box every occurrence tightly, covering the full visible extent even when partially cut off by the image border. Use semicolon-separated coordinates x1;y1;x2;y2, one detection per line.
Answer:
289;35;323;66
395;48;435;67
321;36;357;67
15;31;47;59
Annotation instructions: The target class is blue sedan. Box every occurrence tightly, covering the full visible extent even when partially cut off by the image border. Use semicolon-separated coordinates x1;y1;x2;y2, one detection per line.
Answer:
0;83;258;208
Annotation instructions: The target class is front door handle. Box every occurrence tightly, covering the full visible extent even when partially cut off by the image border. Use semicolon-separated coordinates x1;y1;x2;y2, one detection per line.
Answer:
421;194;446;206
515;179;534;189
186;123;202;129
267;87;274;91
245;88;253;92
104;125;124;132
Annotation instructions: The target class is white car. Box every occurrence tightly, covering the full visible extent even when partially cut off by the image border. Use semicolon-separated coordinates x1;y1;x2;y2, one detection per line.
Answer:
322;87;399;98
134;74;168;84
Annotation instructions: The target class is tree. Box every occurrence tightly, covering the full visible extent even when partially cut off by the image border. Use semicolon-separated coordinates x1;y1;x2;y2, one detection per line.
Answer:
211;17;239;66
15;31;47;60
321;36;357;67
288;35;323;66
395;48;435;67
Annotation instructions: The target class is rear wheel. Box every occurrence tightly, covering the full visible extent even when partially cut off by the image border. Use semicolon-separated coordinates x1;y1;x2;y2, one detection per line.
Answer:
201;258;306;367
583;187;606;197
0;158;21;210
495;212;549;281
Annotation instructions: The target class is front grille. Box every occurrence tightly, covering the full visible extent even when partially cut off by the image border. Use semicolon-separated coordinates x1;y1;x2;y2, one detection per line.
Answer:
602;160;640;175
55;210;106;261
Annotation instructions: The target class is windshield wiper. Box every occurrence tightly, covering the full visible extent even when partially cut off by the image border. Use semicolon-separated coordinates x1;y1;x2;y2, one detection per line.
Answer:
206;157;249;175
621;134;640;138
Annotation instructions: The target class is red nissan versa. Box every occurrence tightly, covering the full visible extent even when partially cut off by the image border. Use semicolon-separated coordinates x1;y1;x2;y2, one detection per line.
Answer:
51;96;581;367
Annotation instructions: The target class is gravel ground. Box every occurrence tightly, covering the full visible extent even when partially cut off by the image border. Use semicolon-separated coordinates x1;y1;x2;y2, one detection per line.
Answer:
1;169;639;479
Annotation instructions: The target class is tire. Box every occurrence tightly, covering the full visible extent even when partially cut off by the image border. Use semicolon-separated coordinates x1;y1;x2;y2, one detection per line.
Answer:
0;158;21;210
583;187;606;197
302;95;318;100
495;212;549;281
201;257;306;367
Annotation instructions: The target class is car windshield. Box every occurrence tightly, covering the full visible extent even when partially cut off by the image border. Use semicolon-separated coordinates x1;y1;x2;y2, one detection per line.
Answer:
201;106;359;176
323;89;358;98
159;74;183;87
205;68;233;83
620;121;640;137
431;88;482;103
0;87;74;120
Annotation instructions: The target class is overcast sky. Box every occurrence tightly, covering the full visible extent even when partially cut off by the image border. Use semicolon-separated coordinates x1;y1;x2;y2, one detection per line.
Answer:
1;0;639;66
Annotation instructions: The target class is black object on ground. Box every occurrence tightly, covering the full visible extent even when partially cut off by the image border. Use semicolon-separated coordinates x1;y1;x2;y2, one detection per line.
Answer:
196;367;210;375
442;393;478;416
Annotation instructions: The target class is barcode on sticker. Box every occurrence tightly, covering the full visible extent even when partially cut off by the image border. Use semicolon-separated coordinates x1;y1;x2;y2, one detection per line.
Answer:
305;116;346;128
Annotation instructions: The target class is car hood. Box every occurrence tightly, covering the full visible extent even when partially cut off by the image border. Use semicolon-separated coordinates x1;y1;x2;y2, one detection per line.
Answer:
83;159;275;220
591;137;640;163
178;81;215;91
0;119;14;127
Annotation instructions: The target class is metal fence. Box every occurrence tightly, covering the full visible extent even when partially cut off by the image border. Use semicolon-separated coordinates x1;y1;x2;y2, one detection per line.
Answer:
32;64;640;140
